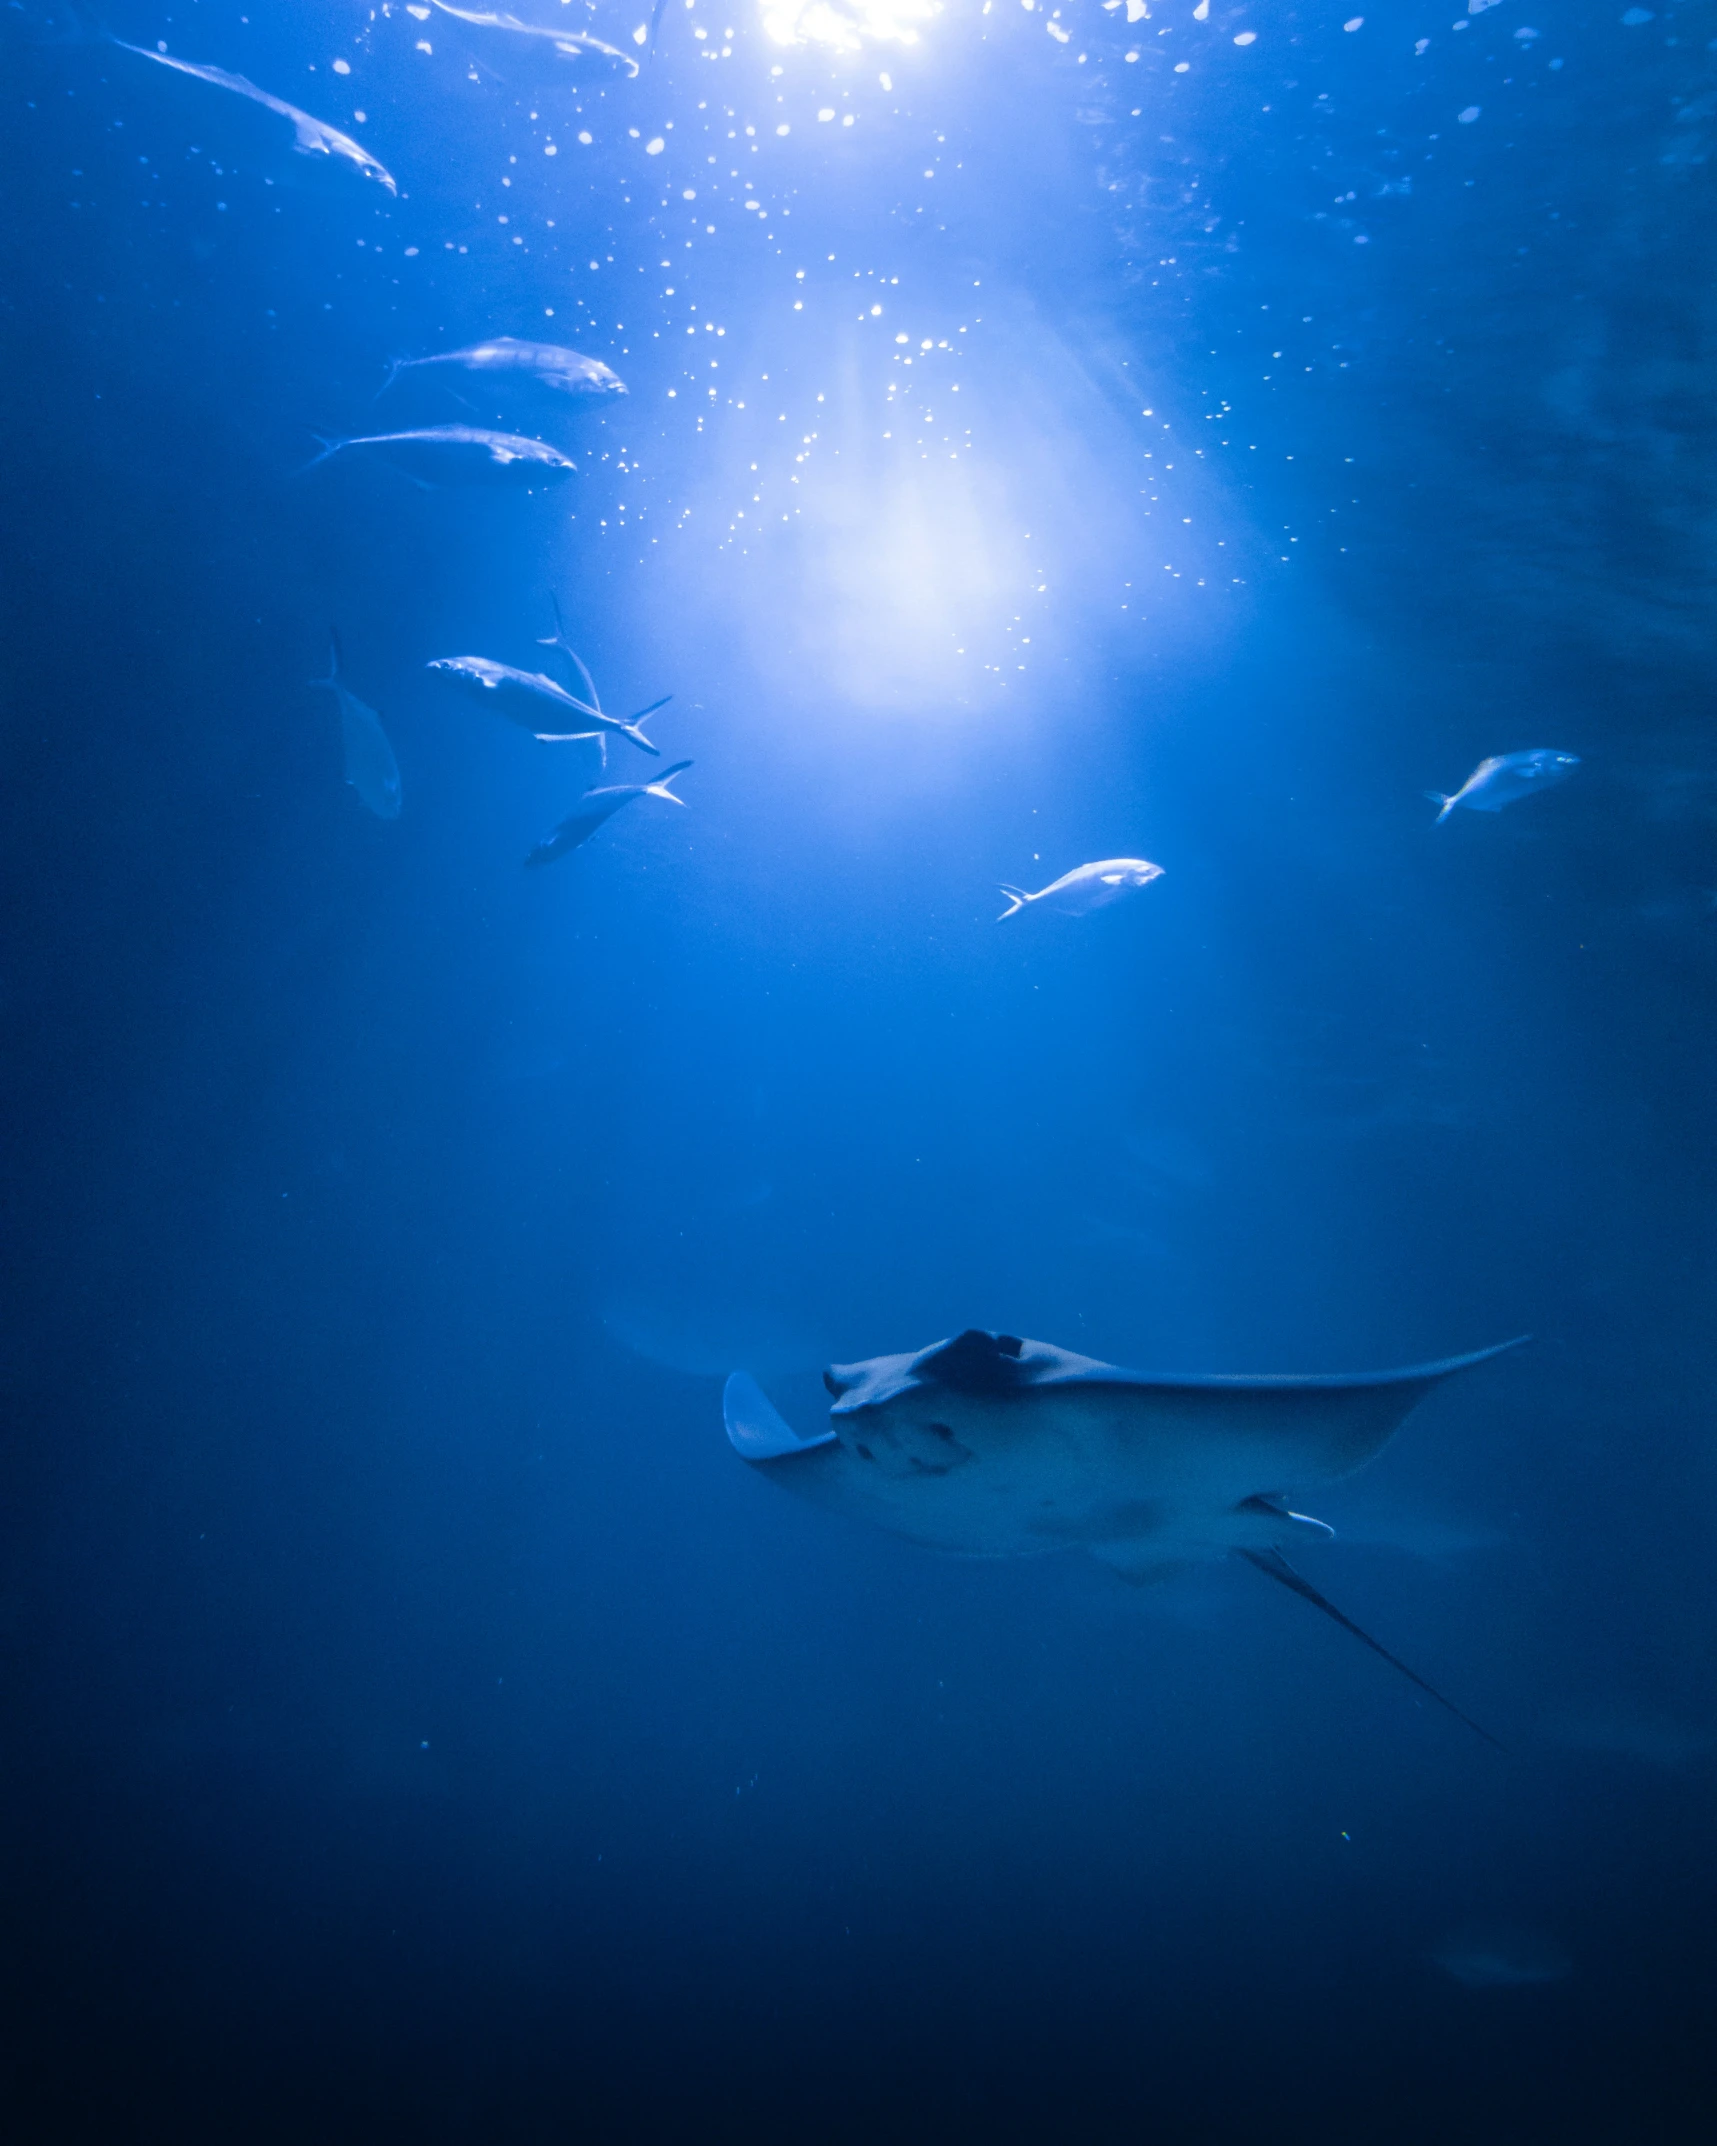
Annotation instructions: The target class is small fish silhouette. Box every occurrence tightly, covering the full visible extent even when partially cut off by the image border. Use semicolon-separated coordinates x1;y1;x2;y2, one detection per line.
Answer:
525;762;693;868
998;858;1163;921
304;426;575;488
1428;750;1580;823
116;41;396;192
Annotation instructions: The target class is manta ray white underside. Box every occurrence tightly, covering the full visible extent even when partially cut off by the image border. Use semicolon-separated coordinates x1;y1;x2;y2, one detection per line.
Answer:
724;1327;1524;1743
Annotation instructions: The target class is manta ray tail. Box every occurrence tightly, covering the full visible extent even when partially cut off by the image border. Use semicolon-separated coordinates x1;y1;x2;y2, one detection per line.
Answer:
1238;1547;1505;1750
997;884;1030;922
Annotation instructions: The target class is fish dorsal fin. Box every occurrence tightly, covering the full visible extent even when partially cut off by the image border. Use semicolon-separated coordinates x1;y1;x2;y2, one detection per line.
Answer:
916;1329;1028;1395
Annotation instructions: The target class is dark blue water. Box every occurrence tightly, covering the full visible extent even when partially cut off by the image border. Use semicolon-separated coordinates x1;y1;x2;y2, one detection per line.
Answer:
3;3;1715;2138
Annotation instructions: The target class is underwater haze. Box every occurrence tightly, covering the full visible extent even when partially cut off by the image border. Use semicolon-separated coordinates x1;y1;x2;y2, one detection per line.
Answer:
3;1;1716;2139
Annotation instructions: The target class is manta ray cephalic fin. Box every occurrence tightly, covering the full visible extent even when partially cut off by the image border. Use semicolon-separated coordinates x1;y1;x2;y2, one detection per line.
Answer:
723;1372;836;1461
1238;1547;1505;1750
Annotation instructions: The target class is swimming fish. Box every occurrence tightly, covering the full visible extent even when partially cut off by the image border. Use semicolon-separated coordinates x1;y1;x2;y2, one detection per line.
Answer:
115;41;397;192
1428;750;1580;823
428;1;641;77
525;761;693;868
378;339;626;401
725;1326;1526;1743
1430;1924;1572;1989
312;631;401;820
528;594;677;763
305;426;576;488
998;858;1163;921
426;654;668;755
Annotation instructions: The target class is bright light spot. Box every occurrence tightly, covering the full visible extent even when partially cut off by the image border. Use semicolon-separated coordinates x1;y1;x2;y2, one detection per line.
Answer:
895;331;910;342
1343;14;1363;29
683;186;697;198
1126;0;1147;19
1192;0;1208;17
818;107;836;119
1233;28;1255;41
871;303;884;315
633;21;649;41
1457;104;1480;121
646;136;665;153
776;122;791;134
578;131;593;145
760;0;939;51
1174;59;1188;69
332;58;351;75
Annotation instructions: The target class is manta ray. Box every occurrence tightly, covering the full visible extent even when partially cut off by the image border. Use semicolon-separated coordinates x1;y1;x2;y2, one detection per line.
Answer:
724;1327;1524;1744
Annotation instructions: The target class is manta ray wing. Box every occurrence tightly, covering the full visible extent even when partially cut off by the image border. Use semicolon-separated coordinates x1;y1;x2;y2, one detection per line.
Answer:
725;1327;1523;1742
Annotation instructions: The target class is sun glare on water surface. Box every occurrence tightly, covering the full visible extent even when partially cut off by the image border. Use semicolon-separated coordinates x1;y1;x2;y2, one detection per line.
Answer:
759;0;939;51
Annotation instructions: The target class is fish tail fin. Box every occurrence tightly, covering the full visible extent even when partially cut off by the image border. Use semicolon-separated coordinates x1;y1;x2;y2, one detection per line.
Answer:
44;4;104;46
619;695;672;756
1237;1547;1506;1751
1425;791;1457;824
299;430;347;476
37;3;114;50
644;760;693;804
309;627;343;690
997;884;1030;922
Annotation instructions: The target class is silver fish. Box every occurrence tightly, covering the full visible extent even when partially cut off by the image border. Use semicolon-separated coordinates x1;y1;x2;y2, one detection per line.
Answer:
1431;1925;1572;1989
1428;749;1580;824
998;857;1163;921
116;42;397;192
379;338;626;400
525;761;693;868
312;631;400;820
727;1326;1527;1744
305;425;576;488
428;1;641;77
427;654;667;755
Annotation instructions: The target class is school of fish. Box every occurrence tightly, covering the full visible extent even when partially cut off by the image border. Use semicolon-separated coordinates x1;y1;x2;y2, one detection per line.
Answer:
103;21;1582;890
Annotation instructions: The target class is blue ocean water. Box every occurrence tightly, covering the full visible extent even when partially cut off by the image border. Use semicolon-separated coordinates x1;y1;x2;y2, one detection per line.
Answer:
2;1;1715;2137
